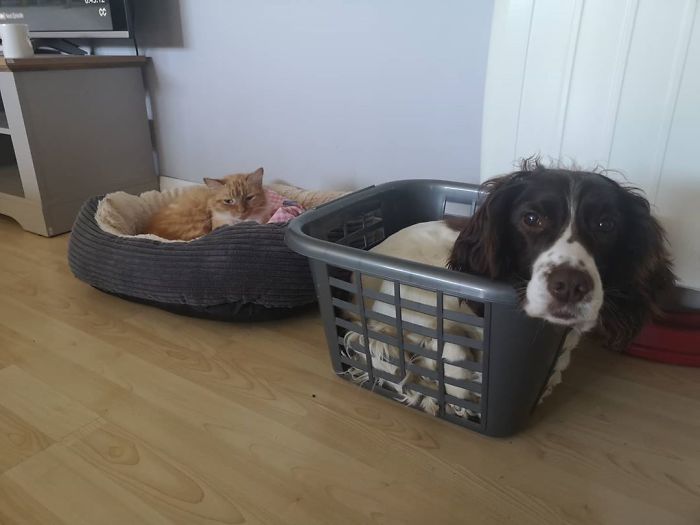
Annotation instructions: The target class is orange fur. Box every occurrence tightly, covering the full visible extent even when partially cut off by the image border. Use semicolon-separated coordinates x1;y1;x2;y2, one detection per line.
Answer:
144;168;269;240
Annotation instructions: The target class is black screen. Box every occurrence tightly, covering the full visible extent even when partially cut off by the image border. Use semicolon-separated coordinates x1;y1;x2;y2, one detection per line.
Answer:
0;0;128;34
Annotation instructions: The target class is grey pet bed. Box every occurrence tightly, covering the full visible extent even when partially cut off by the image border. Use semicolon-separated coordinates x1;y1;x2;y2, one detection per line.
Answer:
67;187;340;321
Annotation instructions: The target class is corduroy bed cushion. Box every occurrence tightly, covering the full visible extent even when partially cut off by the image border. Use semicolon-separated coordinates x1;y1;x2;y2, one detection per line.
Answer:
68;196;318;321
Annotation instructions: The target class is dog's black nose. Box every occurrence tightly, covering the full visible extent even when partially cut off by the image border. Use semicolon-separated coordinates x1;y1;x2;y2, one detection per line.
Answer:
547;266;593;304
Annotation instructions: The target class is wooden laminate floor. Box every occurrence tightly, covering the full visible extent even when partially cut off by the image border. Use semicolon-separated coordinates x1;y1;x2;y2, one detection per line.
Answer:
0;215;699;525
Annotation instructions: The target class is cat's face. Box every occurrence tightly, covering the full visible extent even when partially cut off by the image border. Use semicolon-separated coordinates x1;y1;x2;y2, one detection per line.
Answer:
204;167;267;221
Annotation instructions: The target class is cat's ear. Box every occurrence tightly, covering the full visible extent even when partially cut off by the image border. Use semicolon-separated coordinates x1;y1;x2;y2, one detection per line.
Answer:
203;178;225;189
247;167;264;187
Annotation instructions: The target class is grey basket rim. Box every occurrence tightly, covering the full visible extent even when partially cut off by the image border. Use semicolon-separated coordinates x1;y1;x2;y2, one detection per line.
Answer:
285;179;519;305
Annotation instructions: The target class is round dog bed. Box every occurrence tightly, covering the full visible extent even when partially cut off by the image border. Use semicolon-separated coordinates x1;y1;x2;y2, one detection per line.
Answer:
68;184;345;321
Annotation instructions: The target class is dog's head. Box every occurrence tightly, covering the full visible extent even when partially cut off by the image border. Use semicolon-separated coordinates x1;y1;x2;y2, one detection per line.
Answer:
448;161;674;349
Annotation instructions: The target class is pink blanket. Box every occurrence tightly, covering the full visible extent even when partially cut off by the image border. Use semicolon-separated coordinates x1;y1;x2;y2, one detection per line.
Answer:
264;189;305;224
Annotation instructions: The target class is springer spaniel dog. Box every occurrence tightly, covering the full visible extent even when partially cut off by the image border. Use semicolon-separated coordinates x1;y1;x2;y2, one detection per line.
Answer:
344;161;674;414
448;162;674;349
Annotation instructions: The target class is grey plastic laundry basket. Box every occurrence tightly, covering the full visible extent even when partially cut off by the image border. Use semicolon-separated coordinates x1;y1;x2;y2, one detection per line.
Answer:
285;180;567;437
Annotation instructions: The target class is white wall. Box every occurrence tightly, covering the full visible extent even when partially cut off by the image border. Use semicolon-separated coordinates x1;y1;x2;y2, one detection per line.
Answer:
481;0;700;290
125;0;493;190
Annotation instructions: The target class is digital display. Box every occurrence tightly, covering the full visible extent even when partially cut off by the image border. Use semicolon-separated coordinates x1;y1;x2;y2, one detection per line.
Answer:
0;0;115;33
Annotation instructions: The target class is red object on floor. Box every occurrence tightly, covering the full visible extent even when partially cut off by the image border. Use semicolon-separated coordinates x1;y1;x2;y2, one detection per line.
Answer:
626;311;700;366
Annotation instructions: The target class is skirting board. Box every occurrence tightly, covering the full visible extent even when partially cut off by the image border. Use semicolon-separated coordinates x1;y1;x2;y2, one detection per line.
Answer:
159;175;199;191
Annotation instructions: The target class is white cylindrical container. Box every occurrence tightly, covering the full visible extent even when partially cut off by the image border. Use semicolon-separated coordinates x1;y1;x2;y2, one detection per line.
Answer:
0;23;34;59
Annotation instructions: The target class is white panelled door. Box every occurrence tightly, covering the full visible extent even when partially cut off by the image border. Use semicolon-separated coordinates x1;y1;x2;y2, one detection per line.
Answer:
482;0;700;290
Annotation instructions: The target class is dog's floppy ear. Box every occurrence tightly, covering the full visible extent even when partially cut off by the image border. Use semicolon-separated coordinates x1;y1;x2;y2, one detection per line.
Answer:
599;186;675;350
448;174;520;280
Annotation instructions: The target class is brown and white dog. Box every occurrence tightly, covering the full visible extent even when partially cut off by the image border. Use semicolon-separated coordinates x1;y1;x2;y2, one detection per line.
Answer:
345;161;674;411
448;161;674;350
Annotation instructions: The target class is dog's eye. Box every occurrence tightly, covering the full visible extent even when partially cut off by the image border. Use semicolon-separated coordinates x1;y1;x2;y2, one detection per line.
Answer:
245;195;254;201
522;212;543;229
223;199;234;205
596;217;616;233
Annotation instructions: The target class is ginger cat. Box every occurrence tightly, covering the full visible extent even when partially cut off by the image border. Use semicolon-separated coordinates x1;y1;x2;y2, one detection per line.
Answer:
144;167;270;240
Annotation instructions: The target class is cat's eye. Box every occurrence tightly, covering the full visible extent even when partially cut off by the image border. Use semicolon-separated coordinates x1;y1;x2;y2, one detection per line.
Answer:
245;195;254;201
595;217;616;233
223;199;234;205
522;212;544;229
